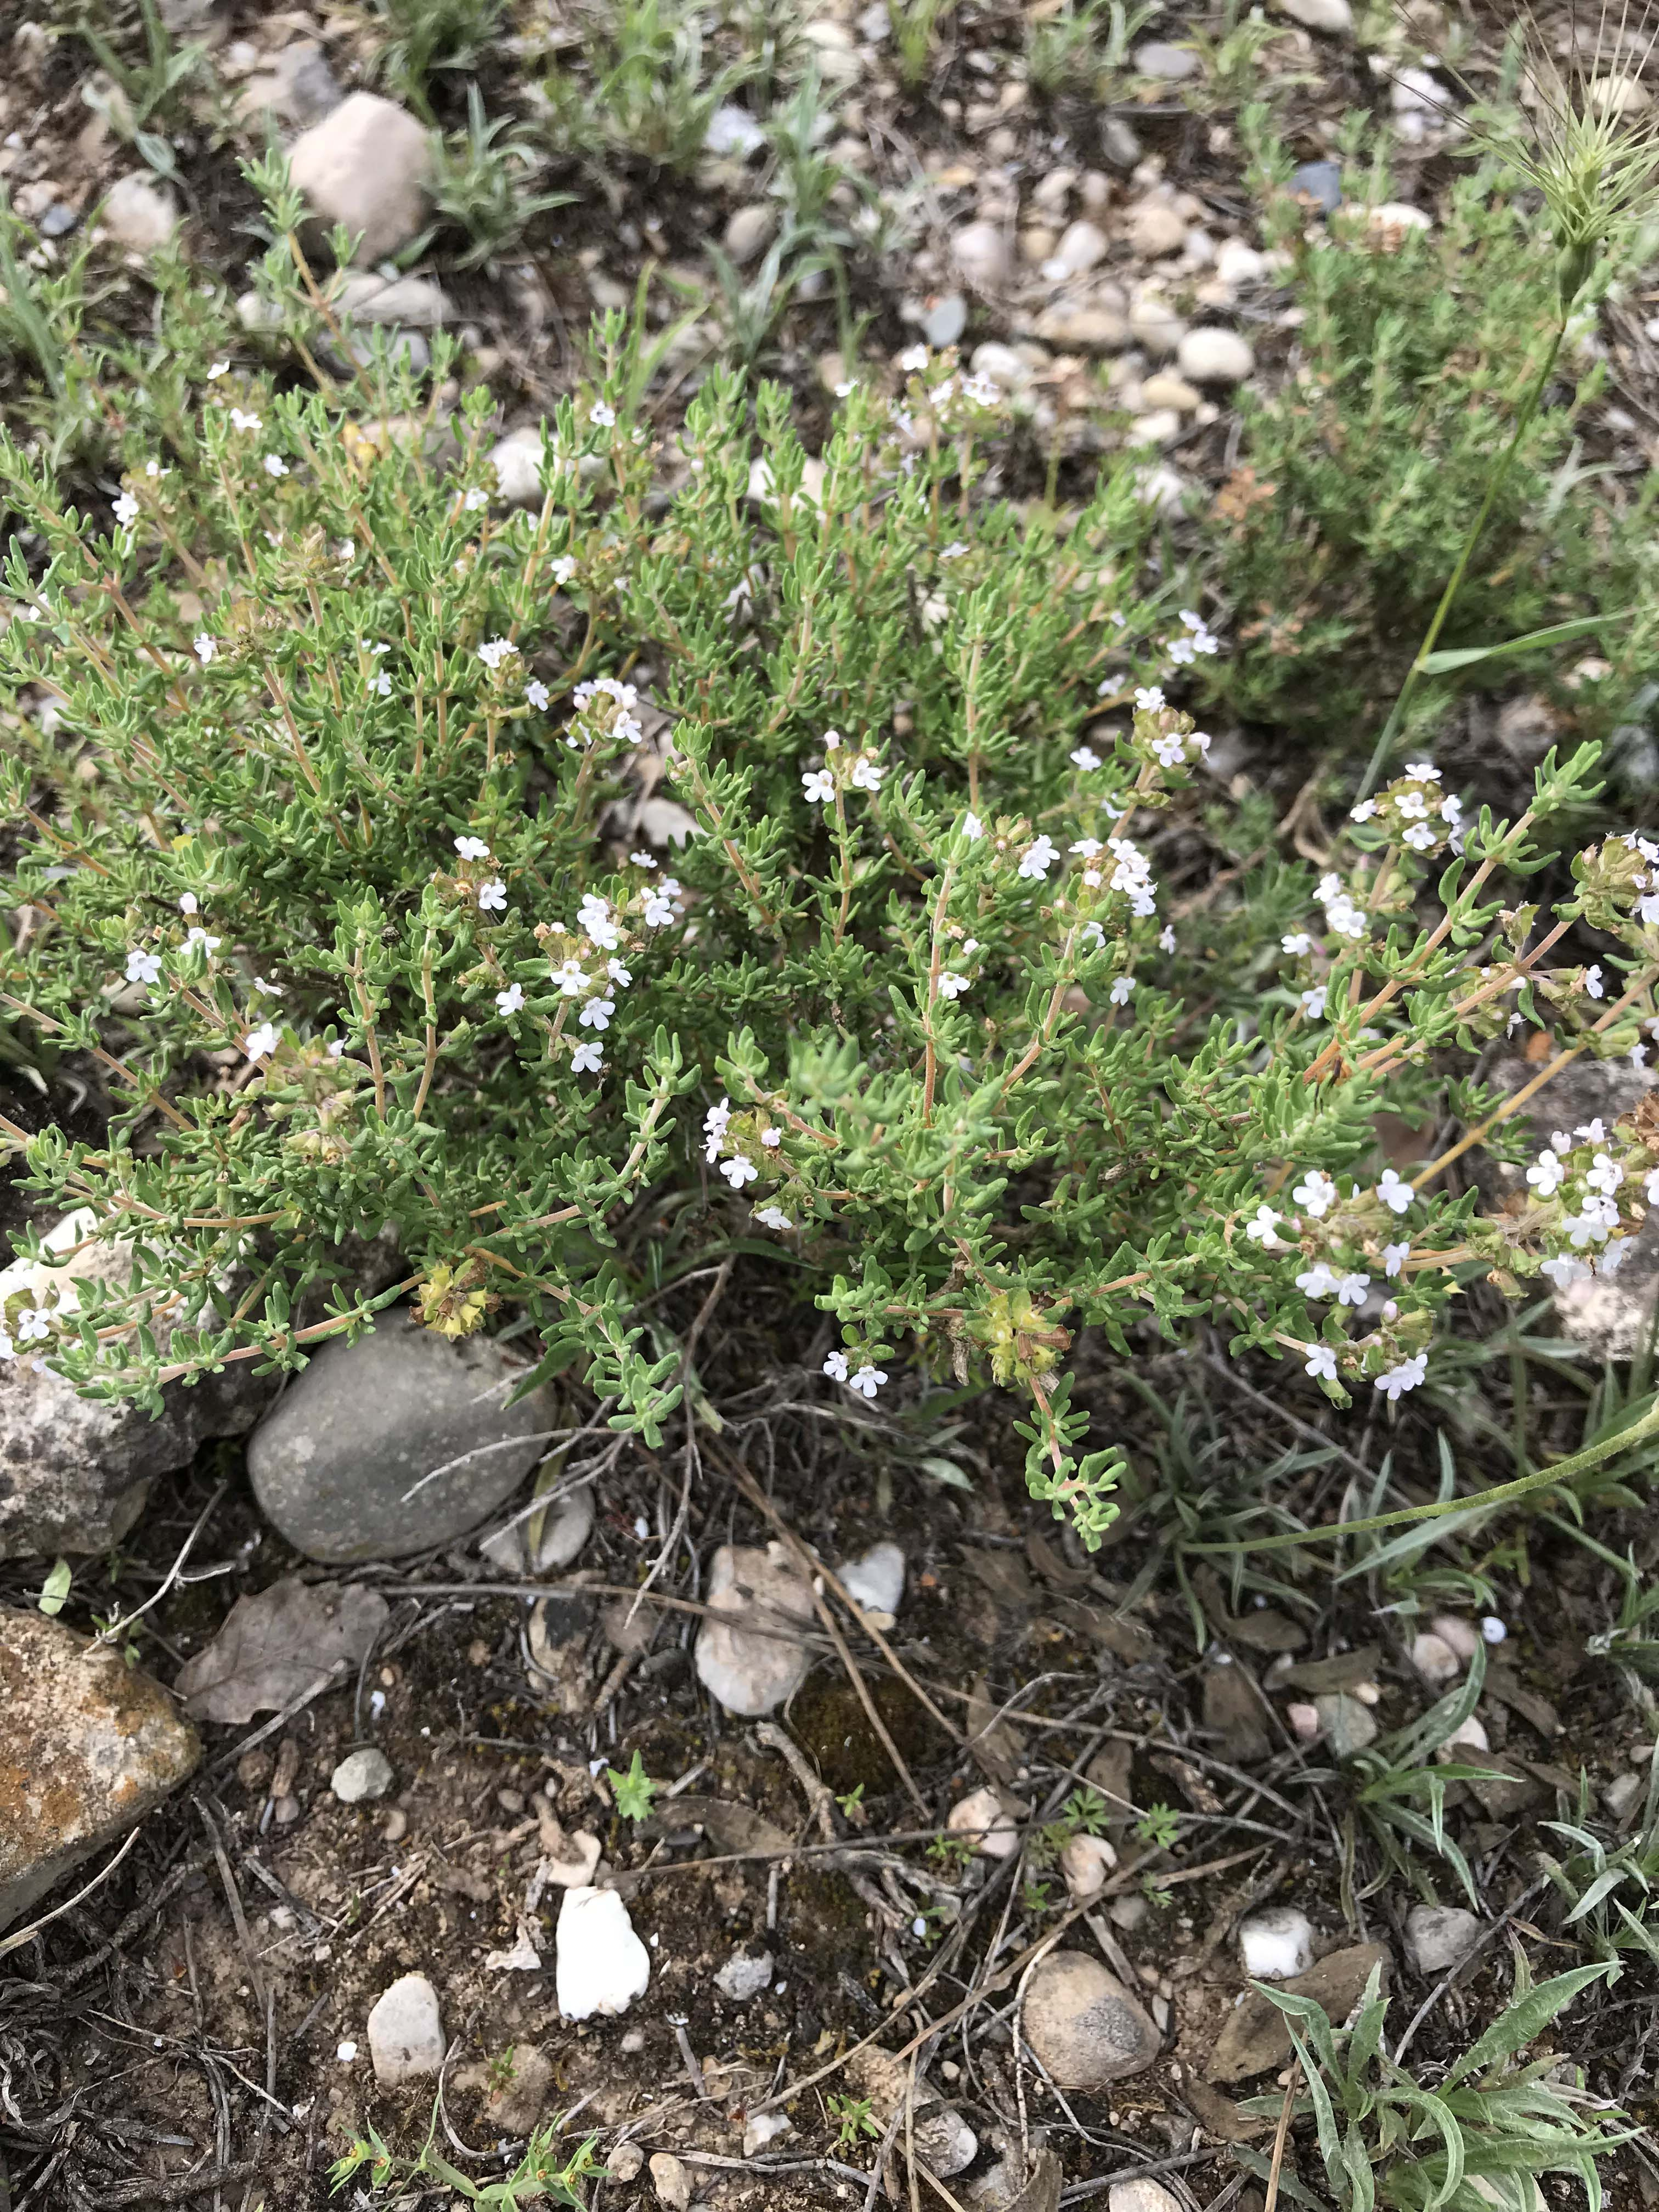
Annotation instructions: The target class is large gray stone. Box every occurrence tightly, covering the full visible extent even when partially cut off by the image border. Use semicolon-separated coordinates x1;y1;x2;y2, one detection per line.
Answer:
0;1210;276;1562
1020;1954;1159;2088
1;1607;200;1930
287;92;431;265
247;1307;556;1562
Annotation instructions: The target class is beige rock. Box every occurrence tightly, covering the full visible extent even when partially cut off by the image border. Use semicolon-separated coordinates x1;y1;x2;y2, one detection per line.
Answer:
1176;326;1254;383
948;1784;1019;1857
953;218;1009;288
1209;1944;1389;2082
1047;218;1108;278
1021;1954;1160;2088
331;271;451;328
651;2153;692;2211
695;1542;815;1715
1126;409;1181;446
1020;225;1058;266
1127;292;1186;355
1059;1832;1117;1901
724;204;776;263
287;91;432;264
366;1972;444;2085
1126;200;1187;257
1410;1630;1462;1686
1276;0;1352;27
0;1609;200;1929
1141;371;1201;410
101;173;178;253
1032;303;1130;351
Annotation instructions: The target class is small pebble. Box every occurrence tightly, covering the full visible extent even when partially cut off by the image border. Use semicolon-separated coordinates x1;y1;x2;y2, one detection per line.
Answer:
330;1748;394;1803
1238;1906;1314;1980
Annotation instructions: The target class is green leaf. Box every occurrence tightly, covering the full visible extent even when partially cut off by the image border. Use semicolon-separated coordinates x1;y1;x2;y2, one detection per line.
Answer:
1417;612;1623;675
1441;1962;1616;2089
37;1558;71;1616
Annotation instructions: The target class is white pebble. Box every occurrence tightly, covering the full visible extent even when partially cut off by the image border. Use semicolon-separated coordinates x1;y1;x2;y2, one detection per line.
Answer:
556;1886;651;2019
1238;1906;1314;1980
1480;1616;1507;1644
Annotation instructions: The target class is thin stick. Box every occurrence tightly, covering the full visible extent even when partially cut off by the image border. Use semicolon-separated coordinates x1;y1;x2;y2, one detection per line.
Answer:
0;1829;142;1960
1261;2062;1301;2212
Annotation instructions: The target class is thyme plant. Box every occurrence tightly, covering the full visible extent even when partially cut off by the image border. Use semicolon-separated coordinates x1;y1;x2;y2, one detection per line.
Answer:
4;303;1659;1545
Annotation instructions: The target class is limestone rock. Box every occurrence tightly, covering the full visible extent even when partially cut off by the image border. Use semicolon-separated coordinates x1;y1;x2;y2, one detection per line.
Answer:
953;219;1009;289
0;1607;200;1930
102;174;179;253
651;2154;692;2211
556;1885;651;2018
1110;2187;1184;2212
1176;327;1254;384
1127;292;1186;355
1239;1906;1314;1980
489;425;548;506
1133;41;1197;81
724;204;776;264
367;1972;445;2085
0;1210;276;1562
235;40;342;127
1020;1954;1160;2089
287;91;432;264
838;1541;905;1618
331;1748;394;1803
331;271;452;328
1126;201;1187;257
247;1306;556;1563
1060;1832;1116;1901
715;1947;775;2000
1209;1944;1388;2082
1276;0;1352;29
695;1541;815;1716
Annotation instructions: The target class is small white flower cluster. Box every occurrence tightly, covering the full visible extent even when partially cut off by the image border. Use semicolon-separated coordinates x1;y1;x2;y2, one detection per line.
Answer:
1313;870;1367;943
1250;1168;1427;1395
801;728;883;805
1165;608;1221;665
1523;1118;1651;1283
823;1348;887;1397
477;636;520;672
1621;833;1659;927
0;1300;55;1363
703;1096;759;1190
1349;761;1464;856
567;675;643;751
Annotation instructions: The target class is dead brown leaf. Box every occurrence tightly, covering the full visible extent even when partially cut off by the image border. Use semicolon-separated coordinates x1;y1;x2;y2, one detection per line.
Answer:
173;1576;388;1723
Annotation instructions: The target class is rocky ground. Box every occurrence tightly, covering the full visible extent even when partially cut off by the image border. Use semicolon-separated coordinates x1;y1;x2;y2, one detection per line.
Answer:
6;1;1659;2210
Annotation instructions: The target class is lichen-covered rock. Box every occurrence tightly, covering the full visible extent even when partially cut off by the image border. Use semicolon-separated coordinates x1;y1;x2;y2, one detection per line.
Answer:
0;1210;276;1562
1;1607;200;1929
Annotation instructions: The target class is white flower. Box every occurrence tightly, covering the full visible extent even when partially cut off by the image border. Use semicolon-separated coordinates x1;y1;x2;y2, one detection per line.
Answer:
112;492;139;527
642;885;680;928
477;636;520;671
1383;1241;1410;1279
263;454;287;477
1304;1343;1338;1381
1152;735;1186;769
526;679;551;710
1282;932;1312;956
1551;1129;1574;1153
1300;986;1328;1020
0;1330;13;1361
1376;1169;1414;1216
834;380;857;398
578;894;620;950
1403;822;1436;851
1167;635;1197;667
1638;893;1659;927
477;878;507;913
851;757;884;792
1646;1167;1659;1206
1349;799;1378;823
1632;1043;1649;1070
572;1040;604;1074
822;1350;850;1381
939;970;970;1000
1374;1354;1427;1402
553;959;589;997
367;670;392;698
496;982;524;1015
1526;1150;1566;1198
899;344;929;371
607;957;633;988
253;974;284;997
1539;1253;1591;1287
1585;1152;1624;1197
245;1021;280;1061
719;1155;758;1188
125;947;162;985
631;850;658;870
455;834;492;860
550;556;577;587
229;407;262;432
940;536;972;557
1335;1272;1370;1307
1575;1119;1606;1144
16;1306;52;1344
463;487;489;511
755;1206;793;1231
1019;836;1058;881
1404;760;1440;782
207;360;230;380
194;634;217;664
1296;1262;1338;1300
802;768;836;804
1293;1170;1336;1218
1070;746;1102;771
178;892;199;916
184;927;222;955
1562;1206;1613;1248
1133;686;1165;712
1109;975;1136;1007
1585;964;1605;1000
703;1098;732;1161
579;995;616;1030
962;811;985;839
1600;1235;1634;1276
1397;789;1427;822
1159;924;1176;952
591;402;617;427
848;1364;888;1398
327;1039;346;1059
1244;1204;1282;1246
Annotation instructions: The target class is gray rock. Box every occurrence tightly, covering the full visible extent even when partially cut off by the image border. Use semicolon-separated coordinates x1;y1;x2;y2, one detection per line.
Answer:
236;291;287;334
38;204;78;238
651;2154;691;2212
1287;160;1343;215
695;1542;815;1716
0;1210;276;1562
1404;1904;1482;1977
1133;40;1198;81
1209;1944;1388;2082
331;271;452;328
1176;326;1255;384
923;292;968;349
1314;1690;1378;1757
1;1607;200;1930
287;91;432;265
101;174;178;253
331;1747;394;1803
1020;1954;1160;2089
366;1972;445;2085
715;1947;775;2000
723;204;776;264
915;2107;977;2177
246;1306;557;1564
235;40;343;127
1100;115;1142;170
